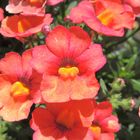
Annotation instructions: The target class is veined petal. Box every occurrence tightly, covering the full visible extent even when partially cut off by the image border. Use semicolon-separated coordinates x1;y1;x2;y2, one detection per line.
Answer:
22;49;33;79
46;25;70;57
41;74;99;102
69;26;91;58
31;45;60;74
76;44;106;74
0;76;11;108
95;101;113;121
0;52;22;79
0;97;32;121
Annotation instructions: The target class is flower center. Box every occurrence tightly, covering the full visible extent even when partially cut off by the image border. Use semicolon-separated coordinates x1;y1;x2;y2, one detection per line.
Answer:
90;125;101;139
56;109;75;130
97;9;114;26
11;81;30;102
58;66;79;80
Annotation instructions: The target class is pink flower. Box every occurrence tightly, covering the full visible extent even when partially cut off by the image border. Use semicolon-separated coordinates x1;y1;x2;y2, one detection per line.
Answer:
30;99;96;140
31;25;106;102
0;50;42;121
0;14;53;39
6;0;46;15
90;101;120;140
69;0;135;36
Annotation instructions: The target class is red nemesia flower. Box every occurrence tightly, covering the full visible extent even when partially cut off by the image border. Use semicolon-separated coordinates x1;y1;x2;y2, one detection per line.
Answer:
0;14;53;39
0;49;42;121
69;0;135;36
31;25;106;102
30;99;96;140
90;101;120;140
47;0;64;5
6;0;46;15
0;8;4;22
123;0;140;16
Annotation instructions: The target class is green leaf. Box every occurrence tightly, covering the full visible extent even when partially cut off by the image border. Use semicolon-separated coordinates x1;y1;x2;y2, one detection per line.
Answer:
130;79;140;92
100;79;108;95
125;54;137;71
65;1;78;15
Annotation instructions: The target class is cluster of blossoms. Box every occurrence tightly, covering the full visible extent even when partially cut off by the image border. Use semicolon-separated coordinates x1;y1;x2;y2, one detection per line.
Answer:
0;0;139;140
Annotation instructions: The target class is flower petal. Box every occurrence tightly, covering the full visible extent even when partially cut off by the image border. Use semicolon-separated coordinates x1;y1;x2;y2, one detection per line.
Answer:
68;26;91;57
41;74;99;102
101;133;115;140
76;44;106;74
0;98;32;121
46;25;70;57
22;49;33;79
0;76;11;108
95;101;113;121
31;45;60;74
0;52;22;79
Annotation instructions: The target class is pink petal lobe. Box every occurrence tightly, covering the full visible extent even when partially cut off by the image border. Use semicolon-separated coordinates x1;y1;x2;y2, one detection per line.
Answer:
101;133;115;140
0;98;32;121
41;74;99;102
22;49;33;79
0;52;22;79
31;45;60;74
69;1;94;23
0;76;11;108
76;44;106;74
95;101;113;121
46;25;70;57
68;26;91;57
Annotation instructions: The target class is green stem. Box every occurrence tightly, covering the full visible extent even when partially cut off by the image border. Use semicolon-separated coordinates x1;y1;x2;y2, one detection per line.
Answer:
106;27;140;48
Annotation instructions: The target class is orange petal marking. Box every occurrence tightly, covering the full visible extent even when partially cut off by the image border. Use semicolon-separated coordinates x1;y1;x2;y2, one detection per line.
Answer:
18;18;31;33
90;125;101;140
56;109;75;129
97;9;114;26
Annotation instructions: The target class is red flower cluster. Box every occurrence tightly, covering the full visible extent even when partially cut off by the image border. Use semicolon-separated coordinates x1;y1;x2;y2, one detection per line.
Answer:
1;0;139;139
0;24;120;139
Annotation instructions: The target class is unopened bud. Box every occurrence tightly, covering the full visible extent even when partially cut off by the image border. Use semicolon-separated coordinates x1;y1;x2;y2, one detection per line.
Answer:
42;25;51;36
111;78;125;92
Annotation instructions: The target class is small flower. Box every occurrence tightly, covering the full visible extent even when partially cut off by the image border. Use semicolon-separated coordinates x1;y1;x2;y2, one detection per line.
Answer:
0;49;42;121
31;25;106;102
41;24;51;36
69;0;135;36
30;99;96;140
0;14;53;39
90;101;120;140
